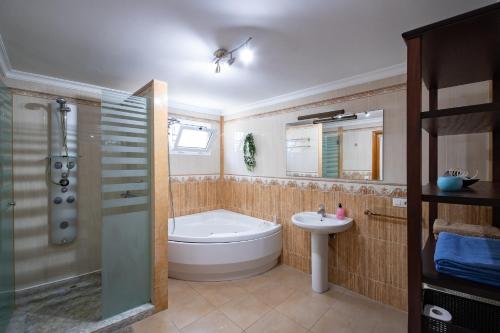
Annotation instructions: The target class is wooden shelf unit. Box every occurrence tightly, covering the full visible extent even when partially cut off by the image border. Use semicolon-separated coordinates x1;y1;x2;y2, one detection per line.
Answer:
422;239;500;302
422;182;500;206
421;103;500;136
404;3;500;332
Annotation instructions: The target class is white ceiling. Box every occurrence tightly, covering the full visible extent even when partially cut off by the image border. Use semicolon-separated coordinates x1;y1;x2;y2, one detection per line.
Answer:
0;0;494;113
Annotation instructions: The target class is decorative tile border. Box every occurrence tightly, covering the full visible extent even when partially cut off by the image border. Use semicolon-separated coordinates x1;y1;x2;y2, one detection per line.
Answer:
170;174;220;183
224;175;407;198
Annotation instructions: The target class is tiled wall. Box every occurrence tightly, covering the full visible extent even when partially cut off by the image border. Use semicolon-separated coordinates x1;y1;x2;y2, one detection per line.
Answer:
220;176;409;310
169;175;222;217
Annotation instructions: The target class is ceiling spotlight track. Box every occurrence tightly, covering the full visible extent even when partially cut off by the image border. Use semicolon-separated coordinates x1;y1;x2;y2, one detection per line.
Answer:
213;37;253;73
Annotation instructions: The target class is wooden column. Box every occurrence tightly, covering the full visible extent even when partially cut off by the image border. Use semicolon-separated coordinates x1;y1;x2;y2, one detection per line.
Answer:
406;37;423;333
492;78;500;227
428;88;438;237
135;80;169;311
220;116;224;179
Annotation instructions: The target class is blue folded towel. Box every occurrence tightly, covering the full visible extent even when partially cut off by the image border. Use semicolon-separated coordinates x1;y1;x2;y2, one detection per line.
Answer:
434;232;500;287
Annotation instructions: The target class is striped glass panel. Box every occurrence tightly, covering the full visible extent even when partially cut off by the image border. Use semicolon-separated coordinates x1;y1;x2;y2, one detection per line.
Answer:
101;146;147;153
102;183;148;193
102;169;147;178
101;109;147;119
100;90;151;318
102;157;148;165
101;125;147;134
0;81;14;332
101;117;147;127
101;135;147;144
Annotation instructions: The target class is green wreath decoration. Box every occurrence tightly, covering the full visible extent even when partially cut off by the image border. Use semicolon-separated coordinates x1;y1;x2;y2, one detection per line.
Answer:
243;133;256;171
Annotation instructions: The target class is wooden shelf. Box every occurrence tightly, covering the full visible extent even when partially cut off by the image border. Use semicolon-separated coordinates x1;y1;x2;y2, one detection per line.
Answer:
422;239;500;302
403;2;500;89
422;182;500;207
421;103;500;136
404;4;500;331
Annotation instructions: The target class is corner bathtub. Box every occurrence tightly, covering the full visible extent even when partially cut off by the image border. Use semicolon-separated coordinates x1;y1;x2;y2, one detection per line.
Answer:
168;209;282;281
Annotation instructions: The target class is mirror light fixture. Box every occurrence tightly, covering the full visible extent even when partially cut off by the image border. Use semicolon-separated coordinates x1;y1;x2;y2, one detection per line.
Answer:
312;114;358;124
213;37;253;73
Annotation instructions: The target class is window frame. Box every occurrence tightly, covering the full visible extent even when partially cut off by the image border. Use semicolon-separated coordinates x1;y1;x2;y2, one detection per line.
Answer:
170;124;216;155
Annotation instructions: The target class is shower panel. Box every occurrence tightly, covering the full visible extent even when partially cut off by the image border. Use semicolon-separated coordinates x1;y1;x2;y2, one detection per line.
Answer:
48;98;78;245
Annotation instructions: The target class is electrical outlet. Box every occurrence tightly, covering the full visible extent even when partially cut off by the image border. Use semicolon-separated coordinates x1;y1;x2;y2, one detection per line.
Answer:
392;198;407;208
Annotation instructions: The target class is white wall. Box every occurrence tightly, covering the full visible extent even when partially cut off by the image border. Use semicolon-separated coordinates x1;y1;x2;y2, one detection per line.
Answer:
225;76;492;185
342;128;373;172
224;77;407;183
168;107;220;176
286;124;321;176
422;81;491;182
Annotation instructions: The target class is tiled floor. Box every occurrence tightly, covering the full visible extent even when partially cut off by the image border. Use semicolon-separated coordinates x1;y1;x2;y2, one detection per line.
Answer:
130;265;407;333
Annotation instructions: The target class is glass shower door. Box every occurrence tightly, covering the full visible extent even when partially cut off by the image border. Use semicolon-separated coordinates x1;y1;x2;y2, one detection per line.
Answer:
100;90;151;318
0;82;14;332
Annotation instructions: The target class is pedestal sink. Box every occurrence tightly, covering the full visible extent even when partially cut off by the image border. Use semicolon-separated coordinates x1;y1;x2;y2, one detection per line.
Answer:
292;212;353;293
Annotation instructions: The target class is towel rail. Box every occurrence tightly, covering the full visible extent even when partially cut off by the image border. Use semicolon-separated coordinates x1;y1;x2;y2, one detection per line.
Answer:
364;209;406;220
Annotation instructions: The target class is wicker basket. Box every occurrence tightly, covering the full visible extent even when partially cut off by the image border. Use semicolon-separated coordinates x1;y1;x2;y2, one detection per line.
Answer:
422;288;500;333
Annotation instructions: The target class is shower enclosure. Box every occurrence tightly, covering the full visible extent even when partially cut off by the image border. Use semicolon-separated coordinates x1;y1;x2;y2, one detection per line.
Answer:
0;81;14;333
0;83;165;332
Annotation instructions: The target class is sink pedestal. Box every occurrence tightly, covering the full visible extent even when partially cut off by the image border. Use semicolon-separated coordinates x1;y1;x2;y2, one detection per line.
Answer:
291;211;353;294
311;233;329;293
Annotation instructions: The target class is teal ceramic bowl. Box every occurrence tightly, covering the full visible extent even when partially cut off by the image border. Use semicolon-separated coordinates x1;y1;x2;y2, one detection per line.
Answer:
437;176;463;192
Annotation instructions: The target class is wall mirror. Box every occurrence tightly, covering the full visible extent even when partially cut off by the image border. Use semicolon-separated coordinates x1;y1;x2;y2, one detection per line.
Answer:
286;110;383;180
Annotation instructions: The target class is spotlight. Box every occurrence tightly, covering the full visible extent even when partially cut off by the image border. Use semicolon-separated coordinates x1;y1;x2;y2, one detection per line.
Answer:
212;37;253;73
240;47;254;64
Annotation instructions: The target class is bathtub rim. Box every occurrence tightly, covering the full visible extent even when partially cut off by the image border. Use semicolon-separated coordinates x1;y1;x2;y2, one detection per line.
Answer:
168;209;281;243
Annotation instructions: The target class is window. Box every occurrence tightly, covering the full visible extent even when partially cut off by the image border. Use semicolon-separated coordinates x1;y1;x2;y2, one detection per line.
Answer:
169;120;216;155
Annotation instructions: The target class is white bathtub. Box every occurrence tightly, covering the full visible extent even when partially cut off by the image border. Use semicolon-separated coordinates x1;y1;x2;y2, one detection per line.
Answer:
168;209;282;281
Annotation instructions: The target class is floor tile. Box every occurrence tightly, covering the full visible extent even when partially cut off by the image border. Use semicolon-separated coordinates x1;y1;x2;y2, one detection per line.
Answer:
264;265;311;292
229;274;273;293
219;294;271;329
372;307;407;333
245;309;308;333
310;308;353;333
189;282;247;307
132;310;179;333
169;279;202;309
168;294;215;329
180;310;242;333
133;265;407;333
276;290;333;329
250;281;295;307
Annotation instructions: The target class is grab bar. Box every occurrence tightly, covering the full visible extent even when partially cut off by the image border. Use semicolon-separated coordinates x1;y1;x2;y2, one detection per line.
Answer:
364;209;406;220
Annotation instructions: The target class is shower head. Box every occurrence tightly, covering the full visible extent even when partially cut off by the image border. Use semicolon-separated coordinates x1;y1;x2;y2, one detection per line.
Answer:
56;97;71;113
168;117;180;126
56;97;66;106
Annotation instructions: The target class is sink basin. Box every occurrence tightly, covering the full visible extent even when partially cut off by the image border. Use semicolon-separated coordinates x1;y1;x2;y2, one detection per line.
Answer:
291;212;353;234
291;211;353;293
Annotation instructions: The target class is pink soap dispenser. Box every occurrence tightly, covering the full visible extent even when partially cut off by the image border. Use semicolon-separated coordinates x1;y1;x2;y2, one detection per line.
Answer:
336;203;345;220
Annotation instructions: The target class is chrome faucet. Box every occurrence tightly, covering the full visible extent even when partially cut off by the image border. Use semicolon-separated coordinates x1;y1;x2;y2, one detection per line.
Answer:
317;204;326;218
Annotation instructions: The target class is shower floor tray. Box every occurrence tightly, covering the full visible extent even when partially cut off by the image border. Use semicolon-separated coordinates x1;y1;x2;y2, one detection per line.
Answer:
7;272;153;333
